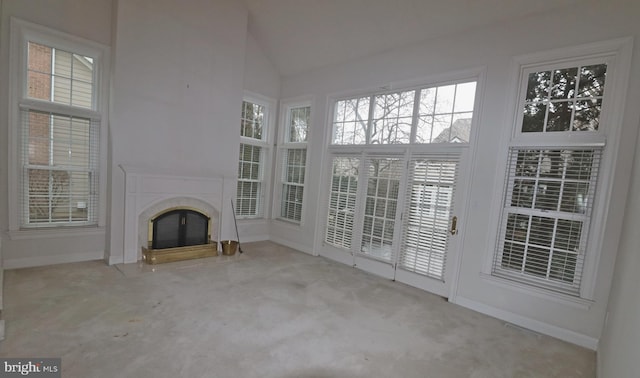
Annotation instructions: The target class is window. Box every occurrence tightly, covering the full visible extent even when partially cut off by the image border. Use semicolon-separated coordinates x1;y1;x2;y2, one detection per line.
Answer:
10;20;107;228
325;80;477;253
278;104;310;222
236;100;268;218
493;58;611;296
332;81;476;145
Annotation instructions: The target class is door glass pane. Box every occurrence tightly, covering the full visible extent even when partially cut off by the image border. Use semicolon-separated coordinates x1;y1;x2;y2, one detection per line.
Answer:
400;159;457;280
360;158;403;261
325;157;360;250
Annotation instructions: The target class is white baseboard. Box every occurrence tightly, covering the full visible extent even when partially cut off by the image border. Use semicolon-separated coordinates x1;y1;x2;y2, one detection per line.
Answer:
238;234;269;243
453;296;599;350
108;255;124;265
3;250;104;269
268;236;315;256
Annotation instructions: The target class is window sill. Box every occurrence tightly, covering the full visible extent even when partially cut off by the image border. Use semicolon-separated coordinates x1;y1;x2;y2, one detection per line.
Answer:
479;272;594;310
8;226;106;240
273;218;302;227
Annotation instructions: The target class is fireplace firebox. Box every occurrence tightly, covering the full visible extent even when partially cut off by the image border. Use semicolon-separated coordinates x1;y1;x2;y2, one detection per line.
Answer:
152;209;209;249
142;207;218;264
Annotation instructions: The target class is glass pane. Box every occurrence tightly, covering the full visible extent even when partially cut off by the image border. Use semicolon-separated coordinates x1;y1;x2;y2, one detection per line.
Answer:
240;101;265;140
453;82;477;113
573;99;601;131
551;67;577;100
528;216;555;248
184;212;208;246
289;106;309;142
525;71;551;102
431;114;453;143
434;85;456;114
578;64;607;98
546;101;572;132
560;182;589;213
511;180;535;208
524;246;550;277
522;103;546;132
27;42;52;101
565;150;595;180
504;213;529;242
549;250;577;283
538;150;565;178
515;150;540;177
415;116;434;143
554;219;582;252
27;111;51;165
501;241;525;270
534;181;561;211
371;91;414;144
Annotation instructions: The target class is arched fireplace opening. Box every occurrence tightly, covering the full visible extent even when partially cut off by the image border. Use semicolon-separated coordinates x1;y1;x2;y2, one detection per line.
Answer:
142;206;218;264
152;209;209;249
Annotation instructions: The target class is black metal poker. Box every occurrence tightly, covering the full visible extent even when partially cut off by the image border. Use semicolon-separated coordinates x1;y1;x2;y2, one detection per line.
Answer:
230;199;243;254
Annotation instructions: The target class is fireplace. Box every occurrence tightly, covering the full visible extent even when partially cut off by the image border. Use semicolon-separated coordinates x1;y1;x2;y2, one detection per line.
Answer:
118;165;232;265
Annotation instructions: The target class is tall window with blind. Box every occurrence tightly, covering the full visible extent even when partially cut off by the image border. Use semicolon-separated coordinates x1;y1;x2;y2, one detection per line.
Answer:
279;105;310;223
17;32;102;227
236;100;268;218
493;61;609;295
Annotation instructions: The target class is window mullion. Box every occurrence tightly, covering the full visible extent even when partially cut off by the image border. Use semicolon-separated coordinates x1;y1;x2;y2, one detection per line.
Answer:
410;89;420;143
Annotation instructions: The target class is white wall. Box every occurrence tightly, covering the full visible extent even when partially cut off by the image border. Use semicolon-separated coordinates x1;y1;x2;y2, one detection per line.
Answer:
0;0;113;268
238;32;281;243
244;32;281;100
107;0;249;263
278;1;640;347
598;118;640;377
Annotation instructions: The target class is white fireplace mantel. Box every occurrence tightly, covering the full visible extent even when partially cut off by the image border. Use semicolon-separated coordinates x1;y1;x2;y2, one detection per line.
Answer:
119;165;229;264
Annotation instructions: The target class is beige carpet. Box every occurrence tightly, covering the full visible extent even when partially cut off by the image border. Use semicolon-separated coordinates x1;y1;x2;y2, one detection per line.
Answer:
0;241;595;377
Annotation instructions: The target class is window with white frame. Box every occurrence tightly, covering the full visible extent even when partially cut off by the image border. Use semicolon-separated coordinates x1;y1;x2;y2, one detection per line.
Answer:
236;100;269;218
325;81;476;252
11;20;105;228
278;105;310;223
331;81;476;146
493;59;611;296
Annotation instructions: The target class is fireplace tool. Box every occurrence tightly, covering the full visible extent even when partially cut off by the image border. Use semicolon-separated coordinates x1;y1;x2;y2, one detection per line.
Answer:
230;199;244;254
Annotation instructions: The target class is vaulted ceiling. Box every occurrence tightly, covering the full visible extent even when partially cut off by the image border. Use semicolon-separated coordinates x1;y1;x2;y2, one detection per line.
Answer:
244;0;583;77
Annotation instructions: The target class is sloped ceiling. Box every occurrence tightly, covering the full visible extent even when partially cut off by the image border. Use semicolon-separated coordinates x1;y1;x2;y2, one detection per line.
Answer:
244;0;582;77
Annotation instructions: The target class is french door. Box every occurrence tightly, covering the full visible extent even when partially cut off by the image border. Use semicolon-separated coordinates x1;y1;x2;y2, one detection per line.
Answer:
322;151;464;298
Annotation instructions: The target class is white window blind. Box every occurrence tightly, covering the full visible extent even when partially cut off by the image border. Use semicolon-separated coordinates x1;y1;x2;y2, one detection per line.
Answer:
399;156;458;280
325;157;360;249
236;100;267;218
280;148;306;222
236;143;263;217
493;148;601;294
20;40;100;227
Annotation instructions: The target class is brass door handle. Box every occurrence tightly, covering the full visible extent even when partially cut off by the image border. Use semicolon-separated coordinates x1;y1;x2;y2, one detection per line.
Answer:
450;216;458;235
